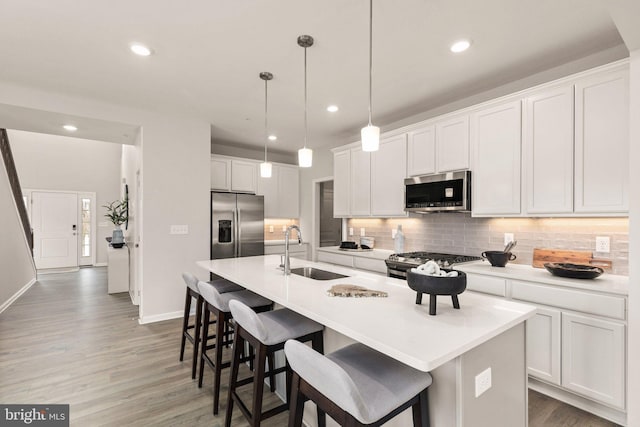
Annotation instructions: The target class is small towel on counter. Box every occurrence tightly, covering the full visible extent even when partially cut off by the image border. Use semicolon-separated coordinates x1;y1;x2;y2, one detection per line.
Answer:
411;260;459;277
327;284;388;298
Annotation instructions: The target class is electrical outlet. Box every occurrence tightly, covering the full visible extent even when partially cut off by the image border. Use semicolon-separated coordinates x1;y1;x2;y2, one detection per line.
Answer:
475;367;492;398
392;228;397;238
170;225;189;235
504;233;514;246
360;228;366;237
269;225;274;233
349;227;354;236
595;236;610;253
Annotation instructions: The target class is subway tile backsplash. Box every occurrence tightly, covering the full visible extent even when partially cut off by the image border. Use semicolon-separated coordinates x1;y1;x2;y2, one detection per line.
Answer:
347;215;629;275
264;219;300;241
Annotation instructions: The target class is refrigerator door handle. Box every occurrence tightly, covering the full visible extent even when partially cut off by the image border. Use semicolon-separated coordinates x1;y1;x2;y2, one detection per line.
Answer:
233;209;239;257
237;208;242;257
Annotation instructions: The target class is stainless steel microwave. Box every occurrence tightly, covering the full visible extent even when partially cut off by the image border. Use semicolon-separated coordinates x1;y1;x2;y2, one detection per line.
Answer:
404;171;471;213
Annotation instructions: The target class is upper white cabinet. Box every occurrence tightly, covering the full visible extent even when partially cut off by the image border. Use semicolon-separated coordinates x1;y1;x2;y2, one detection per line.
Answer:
350;147;371;216
524;85;574;214
407;125;436;176
471;100;522;216
371;135;407;216
436;115;470;172
211;155;258;194
211;157;232;191
333;150;351;217
257;163;300;218
574;68;629;214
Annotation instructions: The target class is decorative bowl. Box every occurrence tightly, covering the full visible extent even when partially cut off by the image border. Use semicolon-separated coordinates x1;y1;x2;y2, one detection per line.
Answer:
407;269;467;315
482;251;516;267
544;262;604;279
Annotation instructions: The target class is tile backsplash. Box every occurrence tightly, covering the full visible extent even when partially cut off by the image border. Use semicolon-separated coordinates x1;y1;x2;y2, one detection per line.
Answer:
347;215;629;275
264;219;300;240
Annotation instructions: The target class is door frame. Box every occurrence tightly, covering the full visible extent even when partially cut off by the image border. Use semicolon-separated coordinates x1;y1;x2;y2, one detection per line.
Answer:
23;188;97;268
311;176;334;262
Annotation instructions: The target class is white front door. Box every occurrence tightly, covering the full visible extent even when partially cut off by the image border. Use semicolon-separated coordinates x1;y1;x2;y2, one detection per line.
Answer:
32;191;79;269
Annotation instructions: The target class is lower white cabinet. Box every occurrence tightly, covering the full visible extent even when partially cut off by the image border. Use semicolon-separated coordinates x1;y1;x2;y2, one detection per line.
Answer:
561;312;626;409
317;251;354;268
526;307;561;385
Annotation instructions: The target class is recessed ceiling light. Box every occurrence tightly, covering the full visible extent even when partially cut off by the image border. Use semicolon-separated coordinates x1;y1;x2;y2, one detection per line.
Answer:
327;105;339;112
130;43;152;56
450;40;471;53
63;125;77;132
268;135;277;141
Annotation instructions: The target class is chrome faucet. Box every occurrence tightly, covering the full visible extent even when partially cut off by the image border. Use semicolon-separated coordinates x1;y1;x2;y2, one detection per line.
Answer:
284;225;302;275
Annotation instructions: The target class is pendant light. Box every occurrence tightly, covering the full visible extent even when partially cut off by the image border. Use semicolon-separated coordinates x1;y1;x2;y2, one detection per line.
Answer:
259;71;273;178
361;0;380;152
297;35;314;168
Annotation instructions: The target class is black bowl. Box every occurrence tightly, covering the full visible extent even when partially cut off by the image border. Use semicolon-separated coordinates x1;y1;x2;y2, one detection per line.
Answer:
407;269;467;295
482;251;516;267
544;263;604;279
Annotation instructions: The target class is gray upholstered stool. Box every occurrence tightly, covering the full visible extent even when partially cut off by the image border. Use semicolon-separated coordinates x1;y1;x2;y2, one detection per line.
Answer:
284;340;433;427
225;300;325;427
180;272;244;379
196;281;273;415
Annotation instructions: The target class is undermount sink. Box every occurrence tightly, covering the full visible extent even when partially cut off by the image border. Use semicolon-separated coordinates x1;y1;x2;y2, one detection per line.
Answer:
290;267;348;281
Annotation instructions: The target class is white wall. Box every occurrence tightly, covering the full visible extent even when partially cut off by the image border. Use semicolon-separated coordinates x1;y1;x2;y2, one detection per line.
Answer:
9;130;122;265
0;82;211;323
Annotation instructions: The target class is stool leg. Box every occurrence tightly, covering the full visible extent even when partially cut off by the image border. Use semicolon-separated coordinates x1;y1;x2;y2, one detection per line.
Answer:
451;295;460;309
288;372;305;427
268;352;276;393
225;329;244;427
213;310;226;415
251;343;268;427
179;289;191;361
429;295;437;315
412;388;430;427
198;307;210;388
311;332;326;427
192;295;203;379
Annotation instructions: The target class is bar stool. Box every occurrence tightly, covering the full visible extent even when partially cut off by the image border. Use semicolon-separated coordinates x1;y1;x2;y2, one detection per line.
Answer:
197;281;273;415
225;300;325;427
179;272;244;379
284;340;432;427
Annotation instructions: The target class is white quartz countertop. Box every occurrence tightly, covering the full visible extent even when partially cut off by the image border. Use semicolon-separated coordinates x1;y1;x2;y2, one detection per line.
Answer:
264;240;309;246
457;261;629;296
196;255;536;372
316;246;393;260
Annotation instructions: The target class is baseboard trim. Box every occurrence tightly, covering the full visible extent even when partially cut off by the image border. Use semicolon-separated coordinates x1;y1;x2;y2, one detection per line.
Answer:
0;277;37;314
138;310;183;325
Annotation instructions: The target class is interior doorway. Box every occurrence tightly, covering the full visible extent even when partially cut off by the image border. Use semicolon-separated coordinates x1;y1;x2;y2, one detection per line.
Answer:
318;181;341;247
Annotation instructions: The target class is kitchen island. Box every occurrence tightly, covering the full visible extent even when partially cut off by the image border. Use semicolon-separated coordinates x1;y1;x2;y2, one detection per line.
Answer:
197;255;536;427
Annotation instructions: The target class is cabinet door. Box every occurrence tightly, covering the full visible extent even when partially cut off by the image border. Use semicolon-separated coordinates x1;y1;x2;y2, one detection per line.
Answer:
350;147;371;216
231;160;257;193
278;165;300;218
526;307;561;385
211;157;231;191
524;86;574;214
562;312;625;409
575;68;629;213
471;100;522;215
436;115;470;172
257;166;279;218
333;150;351;217
371;135;407;216
407;125;436;176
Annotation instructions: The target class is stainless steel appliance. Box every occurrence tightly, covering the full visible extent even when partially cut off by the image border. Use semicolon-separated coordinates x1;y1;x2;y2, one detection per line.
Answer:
211;191;264;260
405;170;471;213
385;251;482;279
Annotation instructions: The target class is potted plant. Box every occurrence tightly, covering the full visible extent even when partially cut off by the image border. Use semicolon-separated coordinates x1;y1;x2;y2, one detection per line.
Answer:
104;199;128;248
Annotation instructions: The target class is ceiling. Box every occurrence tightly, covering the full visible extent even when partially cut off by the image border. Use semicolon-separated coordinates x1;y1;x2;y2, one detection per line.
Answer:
0;0;630;151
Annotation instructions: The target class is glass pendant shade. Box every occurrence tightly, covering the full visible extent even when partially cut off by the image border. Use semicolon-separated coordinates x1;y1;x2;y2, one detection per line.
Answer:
298;147;313;168
260;161;272;178
361;124;380;152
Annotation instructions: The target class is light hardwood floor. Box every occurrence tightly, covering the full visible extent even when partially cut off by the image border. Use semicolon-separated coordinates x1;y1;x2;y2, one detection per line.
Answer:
0;268;620;426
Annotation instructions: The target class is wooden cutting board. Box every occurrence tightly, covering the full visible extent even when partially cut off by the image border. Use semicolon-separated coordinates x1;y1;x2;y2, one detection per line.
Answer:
532;248;612;270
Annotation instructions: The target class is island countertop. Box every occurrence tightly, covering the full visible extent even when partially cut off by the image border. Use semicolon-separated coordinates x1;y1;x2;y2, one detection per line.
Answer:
197;255;536;372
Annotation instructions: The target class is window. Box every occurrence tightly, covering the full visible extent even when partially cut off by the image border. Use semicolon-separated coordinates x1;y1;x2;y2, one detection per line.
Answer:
81;198;91;257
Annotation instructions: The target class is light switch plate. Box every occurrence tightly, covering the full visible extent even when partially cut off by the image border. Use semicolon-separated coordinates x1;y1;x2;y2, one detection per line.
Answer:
269;225;274;233
170;225;189;235
595;236;610;253
475;367;492;398
360;228;366;237
504;233;514;246
392;228;397;238
349;227;354;236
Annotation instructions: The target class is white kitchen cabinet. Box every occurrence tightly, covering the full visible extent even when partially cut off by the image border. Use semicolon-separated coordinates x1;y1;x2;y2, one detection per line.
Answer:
407;125;436;176
230;159;258;193
471;100;522;216
524;85;574;214
562;312;626;409
436;114;470;172
211;157;231;191
333;149;351;217
316;251;354;268
257;163;300;218
350;147;371;216
574;68;629;214
371;135;407;216
526;307;561;386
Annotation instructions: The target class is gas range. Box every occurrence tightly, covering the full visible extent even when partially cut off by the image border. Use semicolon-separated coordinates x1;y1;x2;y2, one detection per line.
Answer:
385;251;482;279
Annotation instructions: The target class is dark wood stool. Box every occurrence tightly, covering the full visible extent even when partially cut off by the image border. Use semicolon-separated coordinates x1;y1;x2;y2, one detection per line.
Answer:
225;300;325;427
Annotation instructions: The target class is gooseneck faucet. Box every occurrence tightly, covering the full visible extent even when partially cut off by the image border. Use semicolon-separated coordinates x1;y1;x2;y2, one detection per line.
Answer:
284;225;302;275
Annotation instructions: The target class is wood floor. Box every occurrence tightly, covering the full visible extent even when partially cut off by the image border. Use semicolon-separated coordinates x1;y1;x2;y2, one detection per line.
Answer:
0;267;620;426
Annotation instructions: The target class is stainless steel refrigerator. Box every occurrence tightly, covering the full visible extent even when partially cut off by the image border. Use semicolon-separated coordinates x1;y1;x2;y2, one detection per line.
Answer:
211;191;264;260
